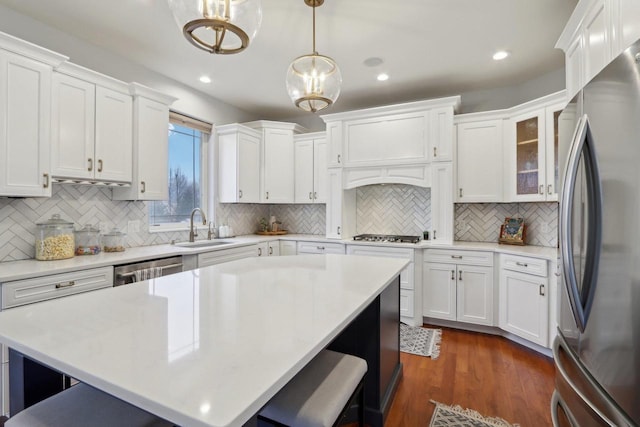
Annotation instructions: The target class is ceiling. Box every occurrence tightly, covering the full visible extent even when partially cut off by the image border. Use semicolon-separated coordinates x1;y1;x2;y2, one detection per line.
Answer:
0;0;578;119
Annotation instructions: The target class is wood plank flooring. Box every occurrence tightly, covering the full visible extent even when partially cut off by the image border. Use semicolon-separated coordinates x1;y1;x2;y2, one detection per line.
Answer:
384;325;556;427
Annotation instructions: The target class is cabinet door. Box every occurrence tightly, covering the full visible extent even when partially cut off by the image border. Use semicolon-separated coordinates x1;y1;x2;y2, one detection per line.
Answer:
499;269;549;347
583;0;610;83
294;139;314;203
279;240;297;256
326;168;343;238
0;50;52;197
423;262;456;321
326;122;342;167
509;110;546;202
565;35;584;99
94;86;133;182
431;162;453;243
456;265;494;326
431;107;453;161
618;0;640;54
313;138;327;203
267;241;280;256
51;73;95;180
133;97;169;200
262;128;294;203
456;120;503;202
256;242;268;257
545;104;564;201
237;131;261;203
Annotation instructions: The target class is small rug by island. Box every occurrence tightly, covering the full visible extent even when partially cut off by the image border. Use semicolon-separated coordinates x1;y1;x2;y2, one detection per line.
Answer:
429;400;520;427
399;323;441;359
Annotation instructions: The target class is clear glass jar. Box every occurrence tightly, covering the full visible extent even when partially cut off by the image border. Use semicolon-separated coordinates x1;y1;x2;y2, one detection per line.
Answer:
75;224;101;255
35;214;75;261
102;228;126;252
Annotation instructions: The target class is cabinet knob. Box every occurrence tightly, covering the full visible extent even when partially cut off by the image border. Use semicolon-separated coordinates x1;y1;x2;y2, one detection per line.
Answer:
539;184;544;195
87;158;93;172
539;284;545;296
42;173;49;189
141;181;146;193
239;190;243;198
97;159;103;173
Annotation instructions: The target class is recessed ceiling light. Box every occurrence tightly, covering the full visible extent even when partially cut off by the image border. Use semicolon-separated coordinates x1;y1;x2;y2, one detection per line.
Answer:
363;57;384;67
199;75;212;83
377;73;389;81
493;51;509;61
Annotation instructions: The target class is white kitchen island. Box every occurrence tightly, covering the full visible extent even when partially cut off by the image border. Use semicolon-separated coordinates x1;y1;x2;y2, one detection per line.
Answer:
0;254;407;427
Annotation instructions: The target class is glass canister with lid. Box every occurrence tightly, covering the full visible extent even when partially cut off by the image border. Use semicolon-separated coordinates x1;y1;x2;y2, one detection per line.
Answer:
35;214;75;260
74;224;101;255
102;227;126;252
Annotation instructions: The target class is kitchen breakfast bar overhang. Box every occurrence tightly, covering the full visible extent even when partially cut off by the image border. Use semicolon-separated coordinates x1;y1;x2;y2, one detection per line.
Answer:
0;254;408;427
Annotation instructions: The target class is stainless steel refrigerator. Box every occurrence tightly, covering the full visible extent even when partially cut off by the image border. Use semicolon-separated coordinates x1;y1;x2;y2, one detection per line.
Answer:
553;38;640;426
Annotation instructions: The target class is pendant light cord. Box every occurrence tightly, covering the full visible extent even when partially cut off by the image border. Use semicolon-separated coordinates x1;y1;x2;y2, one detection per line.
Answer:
312;4;317;55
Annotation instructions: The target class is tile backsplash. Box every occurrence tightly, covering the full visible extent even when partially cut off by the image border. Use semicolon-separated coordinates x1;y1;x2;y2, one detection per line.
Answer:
455;202;558;247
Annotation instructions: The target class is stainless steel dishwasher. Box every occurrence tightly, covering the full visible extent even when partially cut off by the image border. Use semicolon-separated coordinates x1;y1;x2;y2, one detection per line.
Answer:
113;256;183;286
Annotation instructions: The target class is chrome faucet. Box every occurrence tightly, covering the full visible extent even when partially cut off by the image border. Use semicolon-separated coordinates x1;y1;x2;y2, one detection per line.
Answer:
189;208;207;242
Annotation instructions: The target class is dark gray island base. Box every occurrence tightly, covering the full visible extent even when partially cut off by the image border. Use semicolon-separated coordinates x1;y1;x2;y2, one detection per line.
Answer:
328;276;402;427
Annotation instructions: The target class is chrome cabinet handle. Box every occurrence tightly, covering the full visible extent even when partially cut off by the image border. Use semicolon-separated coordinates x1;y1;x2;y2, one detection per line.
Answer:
458;270;462;281
317;246;325;251
88;158;93;172
141;181;146;193
239;190;243;199
450;270;455;281
309;192;313;200
258;247;262;256
433;147;437;157
266;191;269;200
269;246;273;255
433;230;437;240
42;173;49;188
539;184;544;195
516;261;528;267
337;154;341;163
337;226;341;235
55;281;75;289
451;255;462;259
459;188;463;198
313;192;317;199
97;159;103;172
548;184;553;195
539;284;545;296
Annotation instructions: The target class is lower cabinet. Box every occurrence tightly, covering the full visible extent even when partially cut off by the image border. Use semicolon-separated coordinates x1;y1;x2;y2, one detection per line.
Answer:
279;240;297;256
296;241;345;255
256;241;279;257
499;254;549;347
197;245;258;267
423;250;494;326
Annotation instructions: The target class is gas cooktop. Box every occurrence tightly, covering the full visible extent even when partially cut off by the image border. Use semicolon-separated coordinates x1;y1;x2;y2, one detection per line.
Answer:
352;234;421;244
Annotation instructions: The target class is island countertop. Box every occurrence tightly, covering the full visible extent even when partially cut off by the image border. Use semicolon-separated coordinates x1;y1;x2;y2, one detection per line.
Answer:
0;254;408;427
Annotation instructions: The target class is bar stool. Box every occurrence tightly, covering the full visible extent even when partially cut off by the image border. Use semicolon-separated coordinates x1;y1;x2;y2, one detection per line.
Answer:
258;349;367;427
5;383;173;427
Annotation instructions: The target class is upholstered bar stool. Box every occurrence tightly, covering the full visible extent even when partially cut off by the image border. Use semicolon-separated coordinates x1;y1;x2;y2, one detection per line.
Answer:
258;349;367;427
5;383;173;427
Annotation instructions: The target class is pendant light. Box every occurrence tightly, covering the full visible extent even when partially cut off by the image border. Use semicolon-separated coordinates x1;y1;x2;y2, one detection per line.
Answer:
167;0;262;54
286;0;342;113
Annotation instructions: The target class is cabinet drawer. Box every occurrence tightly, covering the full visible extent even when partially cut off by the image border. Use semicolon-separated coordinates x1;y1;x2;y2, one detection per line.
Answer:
425;249;493;266
198;245;257;267
297;241;345;254
346;245;414;262
1;266;113;309
500;254;547;277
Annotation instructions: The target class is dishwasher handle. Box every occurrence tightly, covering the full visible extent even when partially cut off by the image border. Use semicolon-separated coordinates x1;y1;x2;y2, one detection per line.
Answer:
115;262;183;278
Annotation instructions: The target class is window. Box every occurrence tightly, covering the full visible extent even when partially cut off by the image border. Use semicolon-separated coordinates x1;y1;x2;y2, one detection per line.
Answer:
149;112;211;229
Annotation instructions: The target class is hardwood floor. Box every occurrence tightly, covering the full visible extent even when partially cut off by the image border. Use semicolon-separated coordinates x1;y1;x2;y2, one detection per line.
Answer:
384;325;556;427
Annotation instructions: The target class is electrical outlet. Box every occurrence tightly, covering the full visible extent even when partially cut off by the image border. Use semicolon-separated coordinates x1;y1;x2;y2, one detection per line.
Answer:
540;222;549;234
458;220;466;231
128;220;140;233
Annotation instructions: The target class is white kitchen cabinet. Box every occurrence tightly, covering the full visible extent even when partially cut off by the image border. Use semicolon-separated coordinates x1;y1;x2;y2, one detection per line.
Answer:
113;84;176;201
279;240;297;256
455;116;504;202
325;121;342;167
51;63;133;184
430;107;454;162
423;249;494;326
617;0;640;53
256;241;280;257
197;245;258;267
325;168;356;239
0;37;66;197
294;132;327;203
505;92;565;202
499;254;549;347
244;121;306;204
347;245;416;321
296;241;345;255
430;162;453;244
217;124;261;203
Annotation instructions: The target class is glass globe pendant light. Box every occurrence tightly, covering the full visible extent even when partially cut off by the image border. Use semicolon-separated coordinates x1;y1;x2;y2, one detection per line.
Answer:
286;0;342;113
167;0;262;54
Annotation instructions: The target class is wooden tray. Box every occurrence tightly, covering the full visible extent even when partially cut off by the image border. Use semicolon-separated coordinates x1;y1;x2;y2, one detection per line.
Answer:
255;230;288;235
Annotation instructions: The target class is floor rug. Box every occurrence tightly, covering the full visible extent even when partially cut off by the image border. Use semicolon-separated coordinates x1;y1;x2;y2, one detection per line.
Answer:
429;400;520;427
399;323;441;359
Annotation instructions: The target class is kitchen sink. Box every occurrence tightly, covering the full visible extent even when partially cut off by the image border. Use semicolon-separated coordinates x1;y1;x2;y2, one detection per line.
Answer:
174;240;233;248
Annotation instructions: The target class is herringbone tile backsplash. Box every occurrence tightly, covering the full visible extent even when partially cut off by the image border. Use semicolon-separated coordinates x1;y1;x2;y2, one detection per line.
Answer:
356;185;431;236
455;202;558;247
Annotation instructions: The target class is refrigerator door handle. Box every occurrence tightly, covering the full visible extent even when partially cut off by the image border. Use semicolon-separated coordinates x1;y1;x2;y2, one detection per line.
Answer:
559;114;603;332
551;390;579;427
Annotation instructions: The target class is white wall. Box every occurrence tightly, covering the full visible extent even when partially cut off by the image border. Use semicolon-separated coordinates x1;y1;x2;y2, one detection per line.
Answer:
0;5;256;125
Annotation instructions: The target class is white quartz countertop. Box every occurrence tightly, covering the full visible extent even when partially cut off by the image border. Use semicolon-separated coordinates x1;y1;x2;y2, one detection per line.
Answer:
0;255;408;427
0;234;557;283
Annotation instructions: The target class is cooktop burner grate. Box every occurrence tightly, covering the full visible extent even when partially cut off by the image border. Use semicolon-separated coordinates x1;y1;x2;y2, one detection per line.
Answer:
352;234;421;244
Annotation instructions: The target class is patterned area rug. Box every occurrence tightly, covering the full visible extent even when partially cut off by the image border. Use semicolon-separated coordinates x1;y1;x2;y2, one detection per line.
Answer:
429;400;520;427
399;323;441;359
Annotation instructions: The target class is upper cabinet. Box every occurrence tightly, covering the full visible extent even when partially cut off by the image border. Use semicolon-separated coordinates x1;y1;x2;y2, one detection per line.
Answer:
294;132;327;204
505;93;565;202
244;121;306;204
112;84;177;201
51;62;132;184
557;0;640;99
430;107;455;162
217;124;261;203
0;33;67;197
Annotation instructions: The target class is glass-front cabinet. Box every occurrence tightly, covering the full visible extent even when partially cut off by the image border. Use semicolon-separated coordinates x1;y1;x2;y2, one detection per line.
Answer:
508;102;564;202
